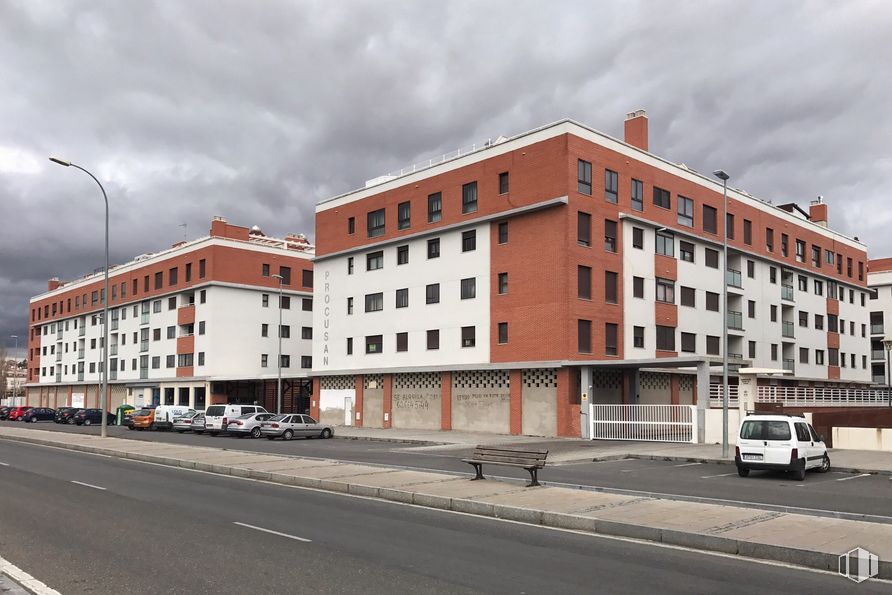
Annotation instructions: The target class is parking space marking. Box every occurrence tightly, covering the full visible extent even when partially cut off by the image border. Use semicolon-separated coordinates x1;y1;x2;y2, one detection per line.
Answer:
70;480;106;491
0;462;9;466
701;472;737;478
673;462;702;467
233;522;312;543
836;473;872;482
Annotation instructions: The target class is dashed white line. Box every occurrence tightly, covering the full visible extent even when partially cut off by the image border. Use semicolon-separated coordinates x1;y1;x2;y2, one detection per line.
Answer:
836;473;872;482
233;522;312;543
673;462;702;468
0;461;9;466
70;480;106;491
701;472;737;478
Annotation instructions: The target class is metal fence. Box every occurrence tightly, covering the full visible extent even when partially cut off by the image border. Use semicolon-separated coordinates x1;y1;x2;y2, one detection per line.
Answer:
590;404;697;443
756;385;891;406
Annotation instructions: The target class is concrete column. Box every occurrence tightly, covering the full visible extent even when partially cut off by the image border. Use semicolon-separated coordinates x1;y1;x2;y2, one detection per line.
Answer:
696;361;710;443
353;376;364;427
509;369;523;435
579;366;592;439
310;377;321;419
627;369;640;404
670;374;680;405
440;371;452;430
382;373;393;429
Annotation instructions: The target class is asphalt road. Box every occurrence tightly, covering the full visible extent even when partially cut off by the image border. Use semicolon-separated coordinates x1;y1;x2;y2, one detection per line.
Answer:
4;420;889;520
0;440;885;595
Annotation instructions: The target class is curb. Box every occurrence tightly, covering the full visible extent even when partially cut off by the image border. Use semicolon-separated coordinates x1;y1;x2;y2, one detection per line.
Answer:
2;432;888;580
616;453;892;476
333;435;448;446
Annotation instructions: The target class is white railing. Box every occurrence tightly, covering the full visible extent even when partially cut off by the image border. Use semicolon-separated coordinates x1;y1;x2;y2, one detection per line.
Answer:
709;384;739;408
373;138;502;182
756;386;891;406
590;404;697;443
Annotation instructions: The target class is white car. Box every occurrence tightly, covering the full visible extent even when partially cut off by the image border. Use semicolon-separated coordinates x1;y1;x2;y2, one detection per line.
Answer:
225;412;275;438
735;413;830;480
204;404;268;436
153;405;194;430
172;411;204;433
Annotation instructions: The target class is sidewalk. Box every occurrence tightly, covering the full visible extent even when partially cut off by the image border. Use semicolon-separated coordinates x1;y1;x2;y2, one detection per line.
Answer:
2;426;890;580
335;426;892;473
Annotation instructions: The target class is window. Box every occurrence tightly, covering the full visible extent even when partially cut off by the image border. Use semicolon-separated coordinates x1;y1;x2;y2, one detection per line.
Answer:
604;169;618;203
677;196;693;227
577;159;592;194
427;238;441;259
577;212;591;246
347;257;354;274
656;326;675;351
168;297;177;310
706;291;719;312
198;321;205;335
680;286;695;307
799;311;808;327
604;219;617;252
498;322;508;344
578;320;592;353
815;314;824;330
365;335;383;354
262;294;269;308
771;344;779;361
396;332;408;352
426;330;439;350
766;228;774;252
426;283;440;304
837;253;843;274
633;276;644;299
398;201;411;230
859;261;864;281
395;288;408;308
364;293;383;312
499;172;509;194
748;300;756;318
605;271;617;304
653;186;670;209
812;245;821;267
461;326;476;348
655;231;674;257
302;269;313;288
816;350;824;365
828;314;838;333
154;271;163;290
781;234;789;257
498;272;508;294
498;221;508;244
705;248;719;268
798;275;808;291
461;278;476;300
346;338;353;355
633;326;644;348
703;205;717;234
748;341;756;359
280;296;291;309
795;239;806;263
747;260;755;278
462;181;478;214
770;305;777;322
166;354;175;368
705;335;719;355
153;300;162;313
347;217;355;235
167;326;175;339
169;267;178;286
632;227;644;249
679;241;694;263
200;290;206;304
829;348;840;367
178;353;194;368
279;325;290;338
367;251;384;270
631;179;643;211
300;356;311;369
743;219;752;245
427;192;442;223
656;278;675;303
605;323;618;355
814;280;823;295
847;257;853;277
462;230;476;252
367;208;385;237
153;356;161;369
769;267;777;284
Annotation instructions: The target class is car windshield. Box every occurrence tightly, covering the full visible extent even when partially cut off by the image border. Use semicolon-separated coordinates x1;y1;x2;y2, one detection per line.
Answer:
269;415;288;421
205;406;225;417
741;420;792;441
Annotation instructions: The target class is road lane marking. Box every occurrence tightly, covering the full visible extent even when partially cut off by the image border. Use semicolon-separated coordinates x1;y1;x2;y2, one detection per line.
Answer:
70;480;106;491
0;554;61;595
233;522;311;543
836;473;871;482
673;462;702;467
701;472;737;478
0;462;9;466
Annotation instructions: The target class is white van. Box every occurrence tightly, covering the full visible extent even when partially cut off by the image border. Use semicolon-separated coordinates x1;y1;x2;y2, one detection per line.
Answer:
204;404;268;436
735;413;830;480
153;405;194;430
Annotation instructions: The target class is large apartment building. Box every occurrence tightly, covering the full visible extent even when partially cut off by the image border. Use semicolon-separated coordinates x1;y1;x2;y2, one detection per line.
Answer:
311;113;871;437
26;218;315;413
867;258;892;385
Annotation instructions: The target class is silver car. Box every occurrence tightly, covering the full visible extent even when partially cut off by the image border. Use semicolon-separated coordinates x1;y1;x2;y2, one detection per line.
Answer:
191;412;206;434
225;412;274;438
172;410;202;433
261;414;333;441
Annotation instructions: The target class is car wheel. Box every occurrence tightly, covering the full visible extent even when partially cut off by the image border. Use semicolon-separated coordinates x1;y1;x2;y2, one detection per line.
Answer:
737;466;750;477
793;462;806;481
283;429;294;441
84;419;92;426
321;428;332;439
128;426;134;431
30;416;37;423
251;427;262;439
819;454;831;473
68;418;75;425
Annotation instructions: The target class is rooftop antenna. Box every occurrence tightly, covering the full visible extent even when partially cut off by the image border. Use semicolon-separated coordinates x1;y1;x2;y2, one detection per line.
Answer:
179;223;187;242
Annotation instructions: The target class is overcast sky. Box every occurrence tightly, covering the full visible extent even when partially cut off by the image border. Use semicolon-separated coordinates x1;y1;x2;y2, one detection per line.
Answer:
2;0;891;357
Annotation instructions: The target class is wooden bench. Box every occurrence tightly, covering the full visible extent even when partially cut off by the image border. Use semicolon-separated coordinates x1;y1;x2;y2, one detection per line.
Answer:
461;445;548;487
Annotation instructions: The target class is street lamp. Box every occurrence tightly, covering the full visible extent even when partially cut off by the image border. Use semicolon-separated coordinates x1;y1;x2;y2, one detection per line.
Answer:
9;335;18;403
884;337;892;407
50;157;110;438
272;274;284;415
713;169;731;458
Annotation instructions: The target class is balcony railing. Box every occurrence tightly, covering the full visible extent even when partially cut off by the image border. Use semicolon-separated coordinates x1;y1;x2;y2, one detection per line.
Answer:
55;352;61;362
55;373;61;383
110;344;118;356
77;349;85;359
141;313;150;325
140;340;149;353
139;368;148;380
781;285;794;301
727;311;743;330
728;352;743;359
79;326;85;337
56;328;62;339
782;321;795;338
873;375;885;384
111;319;119;331
77;372;84;382
871;324;884;335
783;359;795;372
872;349;885;360
726;269;742;288
110;370;118;381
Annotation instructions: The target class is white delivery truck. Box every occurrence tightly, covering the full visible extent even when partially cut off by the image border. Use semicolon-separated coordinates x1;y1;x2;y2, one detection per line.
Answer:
153;405;194;430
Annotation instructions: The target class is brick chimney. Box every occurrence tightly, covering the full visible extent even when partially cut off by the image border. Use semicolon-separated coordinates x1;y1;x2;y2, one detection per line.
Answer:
809;197;828;227
209;216;250;241
48;277;62;291
624;109;648;151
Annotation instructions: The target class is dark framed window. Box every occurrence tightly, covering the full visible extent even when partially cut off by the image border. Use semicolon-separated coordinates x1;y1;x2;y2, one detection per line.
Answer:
748;300;756;318
498;221;508;244
705;335;719;355
426;329;439;350
705;248;719;268
154;271;163;290
632;227;644;249
367;251;383;270
184;263;191;283
397;245;409;265
604;169;618;203
395;288;408;308
461;326;476;348
577;266;592;300
770;267;777;283
781;233;789;257
262;263;270;277
633;276;644;298
656;325;676;351
771;344;778;361
815;314;824;330
743;219;752;245
605;323;618;355
498;322;508;344
577;211;591;246
747;260;755;278
656;278;675;303
498;272;508;294
301;326;312;340
169;267;178;286
798;348;808;364
427;192;442;223
631;179;644;211
799;310;808;328
396;332;408;352
462;181;478;214
302;269;313;288
279;266;291;285
499;172;509;194
679;241;694;263
367;208;385;237
348;217;355;235
653;186;670;209
427;238;440;259
426;283;440;304
703;205;717;234
300;356;311;369
577;159;592;194
726;213;735;239
578;319;592;353
680;286;695;307
633;326;644;348
656;231;674;257
365;335;382;354
462;230;476;252
398;201;411;230
677;196;693;227
461;277;476;299
684;333;699;354
347;337;353;355
604;219;617;252
347;257;354;274
766;228;774;252
364;293;383;312
770;305;778;322
796;239;806;263
302;298;312;311
605;271;618;304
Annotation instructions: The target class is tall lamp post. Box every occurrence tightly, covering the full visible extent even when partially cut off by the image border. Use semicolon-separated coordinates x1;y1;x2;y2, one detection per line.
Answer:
713;169;731;458
9;335;18;403
884;337;892;407
272;274;284;415
49;157;110;439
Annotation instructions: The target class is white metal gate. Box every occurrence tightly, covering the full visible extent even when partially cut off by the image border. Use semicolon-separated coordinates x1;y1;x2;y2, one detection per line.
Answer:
590;404;697;443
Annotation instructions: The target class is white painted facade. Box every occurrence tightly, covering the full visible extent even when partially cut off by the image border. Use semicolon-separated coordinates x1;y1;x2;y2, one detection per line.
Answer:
867;268;892;384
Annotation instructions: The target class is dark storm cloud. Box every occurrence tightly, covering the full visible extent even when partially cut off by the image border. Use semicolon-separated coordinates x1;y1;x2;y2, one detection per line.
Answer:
2;0;891;354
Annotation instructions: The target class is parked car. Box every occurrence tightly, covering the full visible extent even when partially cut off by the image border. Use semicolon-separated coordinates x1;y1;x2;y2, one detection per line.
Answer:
172;411;203;433
0;406;11;420
204;404;268;436
261;414;333;441
735;413;830;480
7;406;34;421
73;408;116;426
225;412;274;438
129;409;155;430
153;405;194;431
54;407;79;424
24;407;56;423
191;412;206;434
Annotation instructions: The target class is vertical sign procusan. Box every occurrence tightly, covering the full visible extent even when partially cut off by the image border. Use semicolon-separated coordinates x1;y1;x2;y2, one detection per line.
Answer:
322;270;331;366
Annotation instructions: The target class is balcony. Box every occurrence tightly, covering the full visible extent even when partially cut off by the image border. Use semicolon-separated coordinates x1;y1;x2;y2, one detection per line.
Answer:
77;349;85;359
873;375;886;385
139;367;148;380
55;373;61;383
56;328;63;340
77;372;84;382
55;352;61;362
781;285;794;301
871;324;885;335
872;349;885;361
110;370;118;381
726;269;742;288
140;340;149;353
141;312;150;325
111;319;119;331
79;326;85;337
782;321;795;339
110;344;118;356
727;311;743;330
783;359;795;373
729;352;743;360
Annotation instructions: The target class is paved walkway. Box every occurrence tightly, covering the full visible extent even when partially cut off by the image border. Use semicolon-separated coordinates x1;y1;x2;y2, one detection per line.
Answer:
1;426;889;579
